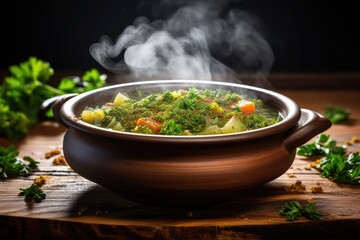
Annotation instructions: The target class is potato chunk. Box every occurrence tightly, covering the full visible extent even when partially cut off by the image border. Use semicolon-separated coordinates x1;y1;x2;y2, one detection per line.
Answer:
81;110;96;123
113;92;130;106
220;116;246;134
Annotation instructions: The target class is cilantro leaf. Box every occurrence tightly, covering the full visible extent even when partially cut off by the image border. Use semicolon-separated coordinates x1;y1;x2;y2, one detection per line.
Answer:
0;100;30;140
0;145;39;179
324;105;350;124
301;202;323;220
58;68;107;94
0;57;107;140
279;201;322;221
299;134;360;185
316;152;360;184
279;201;302;221
19;184;46;202
297;134;346;157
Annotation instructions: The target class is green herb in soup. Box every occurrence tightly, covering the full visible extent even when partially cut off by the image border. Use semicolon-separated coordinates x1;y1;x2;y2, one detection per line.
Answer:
80;88;282;135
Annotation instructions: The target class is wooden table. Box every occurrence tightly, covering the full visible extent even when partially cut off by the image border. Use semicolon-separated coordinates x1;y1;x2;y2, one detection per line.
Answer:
1;83;360;239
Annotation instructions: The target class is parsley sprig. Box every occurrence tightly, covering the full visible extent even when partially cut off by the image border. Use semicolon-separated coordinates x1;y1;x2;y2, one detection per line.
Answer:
279;201;322;221
19;183;46;202
297;134;346;157
0;145;39;179
0;57;107;140
298;134;360;185
324;105;350;124
316;152;360;184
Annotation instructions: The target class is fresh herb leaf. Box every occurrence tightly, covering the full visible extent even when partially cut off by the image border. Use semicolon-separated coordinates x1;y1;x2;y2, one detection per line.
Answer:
0;100;30;140
279;201;302;221
57;68;107;94
279;201;322;221
0;57;107;140
299;134;360;185
297;134;346;157
301;202;323;220
316;152;360;184
160;119;183;135
0;145;39;179
19;183;46;202
324;105;350;124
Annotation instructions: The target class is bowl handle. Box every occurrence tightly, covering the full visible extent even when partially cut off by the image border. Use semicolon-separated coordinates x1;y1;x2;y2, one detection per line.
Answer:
283;109;332;151
41;93;78;128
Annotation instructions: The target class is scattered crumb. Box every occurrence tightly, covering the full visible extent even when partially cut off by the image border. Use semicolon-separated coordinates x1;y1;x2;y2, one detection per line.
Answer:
346;136;360;146
33;175;50;187
310;159;321;168
307;199;315;203
285;180;306;193
45;149;61;159
351;136;360;143
287;173;296;178
330;214;337;219
52;155;68;165
311;182;324;193
304;166;312;170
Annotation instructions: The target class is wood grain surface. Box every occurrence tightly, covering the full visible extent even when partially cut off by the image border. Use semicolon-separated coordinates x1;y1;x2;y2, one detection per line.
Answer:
1;89;360;240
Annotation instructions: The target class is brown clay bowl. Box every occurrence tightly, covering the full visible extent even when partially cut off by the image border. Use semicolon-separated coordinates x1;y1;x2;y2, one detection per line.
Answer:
52;80;331;207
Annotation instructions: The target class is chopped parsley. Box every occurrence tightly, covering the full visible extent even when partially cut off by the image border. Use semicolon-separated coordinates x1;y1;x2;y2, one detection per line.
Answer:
315;152;360;184
279;201;322;221
298;134;360;185
297;134;346;157
19;184;46;202
324;105;350;124
0;57;107;140
0;145;39;180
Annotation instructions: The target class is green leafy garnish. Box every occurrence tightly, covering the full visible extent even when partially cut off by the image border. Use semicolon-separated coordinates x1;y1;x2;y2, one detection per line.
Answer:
324;105;350;124
58;68;107;94
297;134;346;157
160;119;183;135
316;152;360;184
0;145;39;179
19;183;46;202
0;57;107;140
298;134;360;185
0;100;30;140
279;201;322;221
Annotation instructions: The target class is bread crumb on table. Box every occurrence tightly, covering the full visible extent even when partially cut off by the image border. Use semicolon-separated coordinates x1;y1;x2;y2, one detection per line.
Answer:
45;149;61;159
345;136;360;146
311;182;324;193
52;155;68;165
33;175;50;187
287;173;296;178
285;180;306;193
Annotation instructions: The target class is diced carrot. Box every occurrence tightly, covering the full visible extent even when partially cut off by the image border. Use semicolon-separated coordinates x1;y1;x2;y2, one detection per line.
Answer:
238;100;255;115
136;117;163;133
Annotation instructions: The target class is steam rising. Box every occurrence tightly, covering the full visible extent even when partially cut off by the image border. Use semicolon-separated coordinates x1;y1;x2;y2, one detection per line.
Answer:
90;1;274;86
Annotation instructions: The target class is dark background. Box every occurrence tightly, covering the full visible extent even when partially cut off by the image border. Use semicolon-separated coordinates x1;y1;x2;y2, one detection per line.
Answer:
0;0;359;73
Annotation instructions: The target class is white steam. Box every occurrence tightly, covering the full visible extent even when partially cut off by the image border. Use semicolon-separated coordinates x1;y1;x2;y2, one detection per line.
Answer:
90;1;274;86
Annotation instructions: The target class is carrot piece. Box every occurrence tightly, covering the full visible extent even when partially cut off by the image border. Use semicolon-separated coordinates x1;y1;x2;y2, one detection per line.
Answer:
136;117;163;133
238;100;255;115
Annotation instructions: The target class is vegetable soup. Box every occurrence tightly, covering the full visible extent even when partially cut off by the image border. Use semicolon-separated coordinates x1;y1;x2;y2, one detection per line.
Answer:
80;88;282;135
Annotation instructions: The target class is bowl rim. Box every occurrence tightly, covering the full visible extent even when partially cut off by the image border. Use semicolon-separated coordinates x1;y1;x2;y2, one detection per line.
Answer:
60;80;301;144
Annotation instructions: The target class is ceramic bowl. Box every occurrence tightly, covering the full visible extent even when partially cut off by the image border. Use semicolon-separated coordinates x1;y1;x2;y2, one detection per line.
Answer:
52;80;331;207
